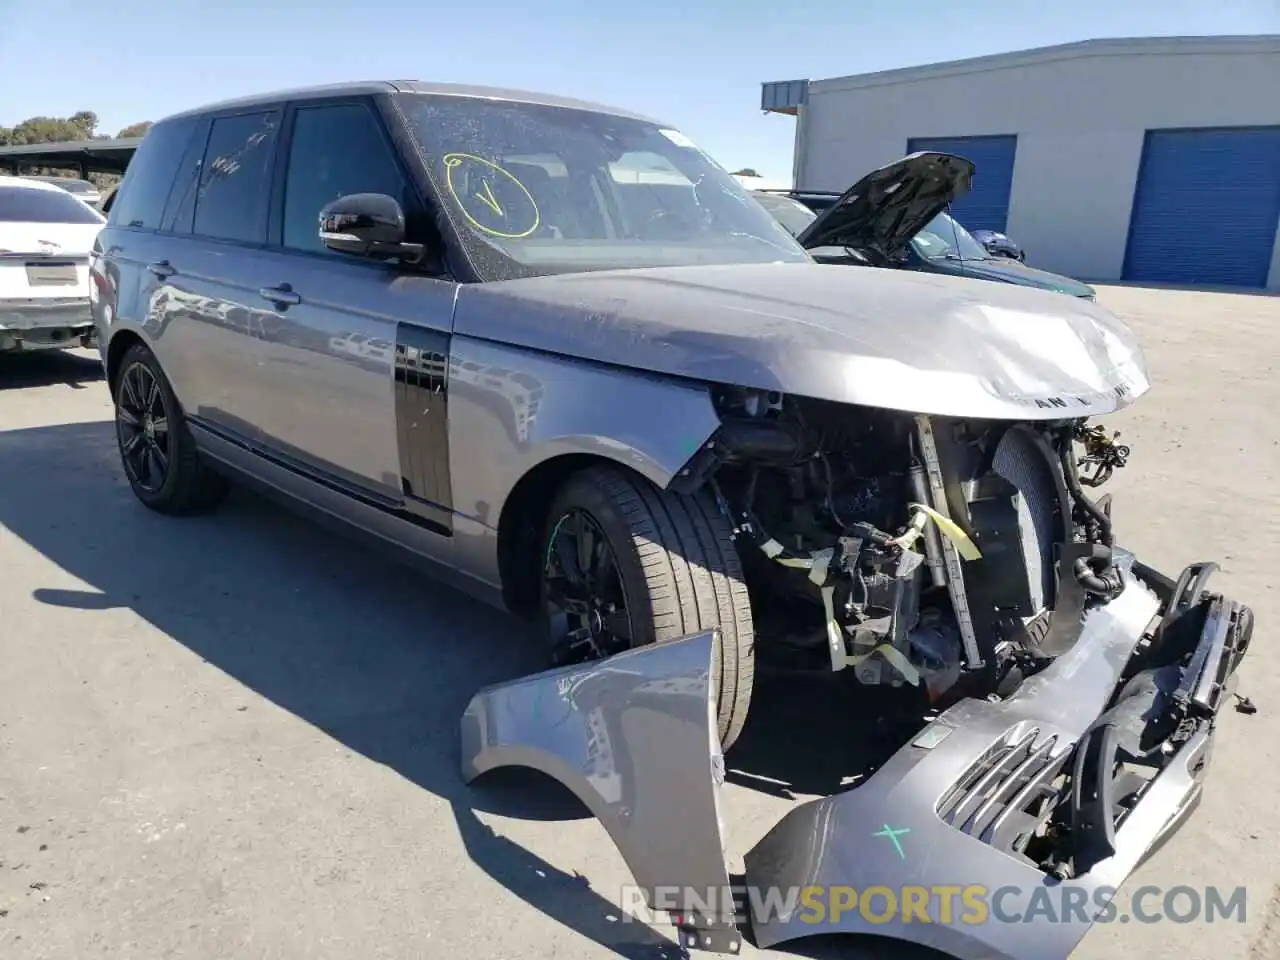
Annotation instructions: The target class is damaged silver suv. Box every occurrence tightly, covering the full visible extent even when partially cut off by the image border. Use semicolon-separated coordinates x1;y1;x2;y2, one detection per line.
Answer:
92;81;1254;960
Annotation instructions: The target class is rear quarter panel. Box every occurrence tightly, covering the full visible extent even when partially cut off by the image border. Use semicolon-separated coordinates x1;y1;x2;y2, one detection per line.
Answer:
90;226;139;370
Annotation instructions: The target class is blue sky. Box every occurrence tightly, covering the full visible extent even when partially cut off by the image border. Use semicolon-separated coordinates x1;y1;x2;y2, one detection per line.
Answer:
1;0;1275;180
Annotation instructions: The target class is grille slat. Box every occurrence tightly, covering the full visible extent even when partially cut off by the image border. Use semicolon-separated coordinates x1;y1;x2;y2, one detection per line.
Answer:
938;728;1067;856
939;728;1037;827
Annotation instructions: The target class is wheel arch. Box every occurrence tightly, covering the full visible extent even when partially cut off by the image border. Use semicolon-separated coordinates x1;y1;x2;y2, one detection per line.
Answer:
445;335;726;607
105;328;147;396
496;451;653;616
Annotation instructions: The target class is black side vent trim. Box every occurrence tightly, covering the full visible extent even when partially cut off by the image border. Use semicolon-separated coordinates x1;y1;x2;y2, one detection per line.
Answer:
394;324;452;531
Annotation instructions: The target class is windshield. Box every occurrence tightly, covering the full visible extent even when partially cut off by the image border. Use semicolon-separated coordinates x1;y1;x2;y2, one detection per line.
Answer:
396;93;809;280
910;212;990;261
751;192;818;238
0;186;105;224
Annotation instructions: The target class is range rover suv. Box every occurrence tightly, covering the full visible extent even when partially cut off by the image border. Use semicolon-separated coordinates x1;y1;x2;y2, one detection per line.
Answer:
90;84;1252;959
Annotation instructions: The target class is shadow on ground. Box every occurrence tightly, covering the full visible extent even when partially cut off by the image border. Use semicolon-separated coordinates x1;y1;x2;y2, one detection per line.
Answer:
0;419;919;959
0;350;104;390
0;420;673;959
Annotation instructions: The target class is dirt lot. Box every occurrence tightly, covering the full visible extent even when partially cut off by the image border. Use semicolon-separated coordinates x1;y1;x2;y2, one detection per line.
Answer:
0;285;1276;960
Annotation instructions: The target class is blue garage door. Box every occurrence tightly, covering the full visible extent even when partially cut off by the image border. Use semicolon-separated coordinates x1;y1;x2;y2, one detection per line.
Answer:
907;134;1018;232
1123;127;1280;288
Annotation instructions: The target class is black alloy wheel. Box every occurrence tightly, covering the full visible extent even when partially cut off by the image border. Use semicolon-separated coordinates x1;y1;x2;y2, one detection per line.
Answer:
115;359;172;494
537;465;756;749
542;507;635;665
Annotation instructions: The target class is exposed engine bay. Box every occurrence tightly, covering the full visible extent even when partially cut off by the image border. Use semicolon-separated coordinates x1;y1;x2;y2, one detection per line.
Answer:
675;386;1137;702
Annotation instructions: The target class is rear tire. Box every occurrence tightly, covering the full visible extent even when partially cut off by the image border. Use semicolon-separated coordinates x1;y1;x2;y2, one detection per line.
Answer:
113;343;228;515
539;465;755;751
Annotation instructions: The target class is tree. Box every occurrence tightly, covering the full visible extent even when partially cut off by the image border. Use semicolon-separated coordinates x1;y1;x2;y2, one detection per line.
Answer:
68;111;98;137
116;121;153;139
1;112;98;145
731;168;761;178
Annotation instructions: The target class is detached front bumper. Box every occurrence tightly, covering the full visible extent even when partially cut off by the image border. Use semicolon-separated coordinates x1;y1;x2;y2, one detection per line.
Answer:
0;297;95;351
460;552;1253;960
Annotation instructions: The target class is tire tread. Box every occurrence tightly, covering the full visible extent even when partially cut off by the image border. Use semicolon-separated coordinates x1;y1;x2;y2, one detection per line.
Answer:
572;465;754;749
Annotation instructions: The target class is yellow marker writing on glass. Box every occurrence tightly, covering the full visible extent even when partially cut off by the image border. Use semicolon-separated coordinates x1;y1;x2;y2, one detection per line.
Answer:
474;179;504;216
442;152;540;239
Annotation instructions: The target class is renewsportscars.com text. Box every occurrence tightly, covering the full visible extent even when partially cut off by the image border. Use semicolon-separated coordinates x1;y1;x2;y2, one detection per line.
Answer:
619;883;1248;926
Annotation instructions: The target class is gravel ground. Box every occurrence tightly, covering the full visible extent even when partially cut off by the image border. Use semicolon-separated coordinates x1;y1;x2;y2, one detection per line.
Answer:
0;284;1276;959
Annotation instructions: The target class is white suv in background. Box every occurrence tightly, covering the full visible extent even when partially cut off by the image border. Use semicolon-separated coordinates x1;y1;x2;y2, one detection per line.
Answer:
0;175;104;353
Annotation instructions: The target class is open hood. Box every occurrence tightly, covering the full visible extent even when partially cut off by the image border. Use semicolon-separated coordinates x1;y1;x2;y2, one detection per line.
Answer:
795;151;974;255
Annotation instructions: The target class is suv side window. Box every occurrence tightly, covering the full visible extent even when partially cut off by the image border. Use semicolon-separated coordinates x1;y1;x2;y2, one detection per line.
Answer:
281;101;410;255
108;117;197;230
192;110;280;244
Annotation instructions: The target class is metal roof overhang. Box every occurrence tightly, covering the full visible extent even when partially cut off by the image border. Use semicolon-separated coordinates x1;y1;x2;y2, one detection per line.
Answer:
0;137;142;175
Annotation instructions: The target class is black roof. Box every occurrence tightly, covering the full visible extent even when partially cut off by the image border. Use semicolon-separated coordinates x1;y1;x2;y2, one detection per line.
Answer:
0;137;142;174
160;80;659;124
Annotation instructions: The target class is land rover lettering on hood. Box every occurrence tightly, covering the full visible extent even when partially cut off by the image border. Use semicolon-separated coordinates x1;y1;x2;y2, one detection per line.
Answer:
91;81;1254;960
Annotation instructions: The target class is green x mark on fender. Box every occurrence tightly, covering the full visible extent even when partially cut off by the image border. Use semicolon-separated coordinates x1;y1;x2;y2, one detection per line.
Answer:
873;824;911;860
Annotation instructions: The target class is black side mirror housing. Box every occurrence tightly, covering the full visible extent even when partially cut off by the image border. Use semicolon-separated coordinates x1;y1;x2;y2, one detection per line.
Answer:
319;193;424;263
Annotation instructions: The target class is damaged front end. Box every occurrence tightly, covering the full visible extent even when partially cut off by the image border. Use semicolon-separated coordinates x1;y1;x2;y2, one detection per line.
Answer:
671;388;1145;702
461;393;1255;959
743;555;1253;958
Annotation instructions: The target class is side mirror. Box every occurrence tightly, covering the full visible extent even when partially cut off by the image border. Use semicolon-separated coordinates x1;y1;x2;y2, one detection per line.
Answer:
319;193;423;262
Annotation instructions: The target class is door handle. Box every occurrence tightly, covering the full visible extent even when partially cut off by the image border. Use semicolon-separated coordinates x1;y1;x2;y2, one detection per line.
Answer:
146;260;175;279
258;284;301;308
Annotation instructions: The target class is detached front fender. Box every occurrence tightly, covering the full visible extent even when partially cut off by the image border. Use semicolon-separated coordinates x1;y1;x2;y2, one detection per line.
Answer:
460;631;741;952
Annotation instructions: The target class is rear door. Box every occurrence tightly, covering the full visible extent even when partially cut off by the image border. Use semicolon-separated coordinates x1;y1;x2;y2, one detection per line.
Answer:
244;96;457;523
144;107;284;443
95;115;202;383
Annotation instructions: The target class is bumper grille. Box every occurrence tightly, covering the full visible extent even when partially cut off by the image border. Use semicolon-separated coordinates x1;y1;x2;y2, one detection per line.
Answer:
937;728;1069;855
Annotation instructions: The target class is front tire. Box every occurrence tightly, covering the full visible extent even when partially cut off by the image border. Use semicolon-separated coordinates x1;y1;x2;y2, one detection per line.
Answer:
540;465;755;750
113;343;228;515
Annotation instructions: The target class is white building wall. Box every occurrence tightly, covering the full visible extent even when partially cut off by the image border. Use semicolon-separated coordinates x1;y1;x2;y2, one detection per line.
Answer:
793;37;1280;288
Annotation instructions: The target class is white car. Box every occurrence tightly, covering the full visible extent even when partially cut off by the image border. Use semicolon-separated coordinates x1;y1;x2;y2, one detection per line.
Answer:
23;175;103;209
0;175;104;353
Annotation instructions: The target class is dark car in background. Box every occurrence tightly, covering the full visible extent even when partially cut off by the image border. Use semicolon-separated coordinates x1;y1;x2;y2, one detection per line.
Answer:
752;152;1095;299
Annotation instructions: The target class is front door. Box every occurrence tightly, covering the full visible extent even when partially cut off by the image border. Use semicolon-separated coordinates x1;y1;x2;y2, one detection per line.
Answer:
247;98;457;521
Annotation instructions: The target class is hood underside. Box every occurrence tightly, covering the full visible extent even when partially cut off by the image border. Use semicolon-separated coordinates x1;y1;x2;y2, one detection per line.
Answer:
796;152;974;255
453;262;1151;421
